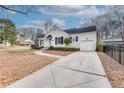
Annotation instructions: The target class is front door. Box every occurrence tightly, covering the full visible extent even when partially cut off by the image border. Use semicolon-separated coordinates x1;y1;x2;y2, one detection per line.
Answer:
49;39;52;46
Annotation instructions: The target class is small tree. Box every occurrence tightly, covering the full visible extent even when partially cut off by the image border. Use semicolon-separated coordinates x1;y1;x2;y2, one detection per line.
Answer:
0;18;16;45
96;39;103;51
64;37;72;47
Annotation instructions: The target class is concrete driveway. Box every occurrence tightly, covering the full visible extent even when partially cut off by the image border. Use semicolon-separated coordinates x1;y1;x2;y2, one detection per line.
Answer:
7;51;111;88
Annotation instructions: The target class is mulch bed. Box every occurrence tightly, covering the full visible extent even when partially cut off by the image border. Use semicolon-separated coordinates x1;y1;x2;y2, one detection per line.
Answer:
98;52;124;88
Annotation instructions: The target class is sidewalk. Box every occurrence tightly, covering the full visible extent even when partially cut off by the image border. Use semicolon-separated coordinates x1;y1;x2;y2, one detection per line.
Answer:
7;51;111;88
34;51;64;58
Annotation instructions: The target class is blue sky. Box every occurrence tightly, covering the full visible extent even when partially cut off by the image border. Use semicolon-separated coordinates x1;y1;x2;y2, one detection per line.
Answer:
0;5;105;29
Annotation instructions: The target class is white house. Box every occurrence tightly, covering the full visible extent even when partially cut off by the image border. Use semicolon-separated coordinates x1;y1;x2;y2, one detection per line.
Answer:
35;26;96;51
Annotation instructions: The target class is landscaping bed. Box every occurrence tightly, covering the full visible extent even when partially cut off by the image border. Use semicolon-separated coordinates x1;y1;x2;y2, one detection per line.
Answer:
98;52;124;88
48;46;80;51
0;51;57;87
44;50;74;56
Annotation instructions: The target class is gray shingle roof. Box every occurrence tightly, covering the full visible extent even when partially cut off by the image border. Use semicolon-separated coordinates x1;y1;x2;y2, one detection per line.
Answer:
64;26;96;34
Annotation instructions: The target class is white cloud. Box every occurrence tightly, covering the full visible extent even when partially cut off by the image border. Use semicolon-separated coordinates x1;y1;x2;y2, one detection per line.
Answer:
28;20;43;28
6;10;16;15
21;18;65;29
52;18;65;26
28;20;42;25
77;6;99;16
22;20;42;28
0;9;16;16
38;5;105;19
21;24;38;28
20;5;105;29
80;21;84;24
21;20;43;29
38;5;84;16
22;24;34;28
79;21;94;28
64;5;83;9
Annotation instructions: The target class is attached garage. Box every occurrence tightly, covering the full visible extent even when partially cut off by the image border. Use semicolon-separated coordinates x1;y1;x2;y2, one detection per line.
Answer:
64;26;96;51
80;40;96;51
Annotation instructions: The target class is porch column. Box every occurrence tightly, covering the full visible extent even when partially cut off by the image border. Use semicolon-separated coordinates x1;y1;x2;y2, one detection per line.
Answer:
38;39;40;47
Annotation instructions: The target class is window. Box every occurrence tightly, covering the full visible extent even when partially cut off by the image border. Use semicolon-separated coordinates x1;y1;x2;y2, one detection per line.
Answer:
58;37;61;44
76;36;78;42
55;37;57;45
40;40;44;46
35;39;39;46
55;37;63;45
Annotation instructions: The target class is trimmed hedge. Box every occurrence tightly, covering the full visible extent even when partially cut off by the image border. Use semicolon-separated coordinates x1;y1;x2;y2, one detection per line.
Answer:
31;45;44;50
48;46;80;51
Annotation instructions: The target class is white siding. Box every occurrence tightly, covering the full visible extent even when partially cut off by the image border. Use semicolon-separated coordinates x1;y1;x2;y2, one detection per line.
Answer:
36;30;96;51
44;29;68;47
69;32;96;49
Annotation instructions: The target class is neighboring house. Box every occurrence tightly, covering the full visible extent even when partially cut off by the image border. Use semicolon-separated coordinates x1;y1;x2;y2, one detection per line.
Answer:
16;33;34;45
16;28;40;45
35;26;96;51
102;38;123;45
0;29;11;46
101;30;124;45
0;40;11;46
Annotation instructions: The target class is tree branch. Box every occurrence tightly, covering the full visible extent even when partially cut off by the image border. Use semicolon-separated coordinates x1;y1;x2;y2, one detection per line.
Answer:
0;5;29;15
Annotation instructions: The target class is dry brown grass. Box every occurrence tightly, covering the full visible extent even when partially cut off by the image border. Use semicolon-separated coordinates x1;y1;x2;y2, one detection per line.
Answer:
0;50;57;87
98;52;124;88
45;50;74;56
0;45;8;49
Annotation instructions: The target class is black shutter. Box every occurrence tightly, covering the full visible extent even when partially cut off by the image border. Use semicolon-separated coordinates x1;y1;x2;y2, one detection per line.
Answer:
58;37;60;44
76;36;78;42
55;37;57;45
70;37;72;42
61;37;63;44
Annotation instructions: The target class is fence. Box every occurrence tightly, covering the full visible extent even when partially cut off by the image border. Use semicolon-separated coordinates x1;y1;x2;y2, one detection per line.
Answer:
103;45;124;65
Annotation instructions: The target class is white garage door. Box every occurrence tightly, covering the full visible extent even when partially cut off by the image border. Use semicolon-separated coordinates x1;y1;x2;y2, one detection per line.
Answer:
80;40;94;51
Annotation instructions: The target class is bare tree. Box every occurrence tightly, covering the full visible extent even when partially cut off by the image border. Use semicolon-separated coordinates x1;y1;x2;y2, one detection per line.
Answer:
42;19;60;35
92;14;112;40
110;6;124;42
92;6;124;43
28;28;37;41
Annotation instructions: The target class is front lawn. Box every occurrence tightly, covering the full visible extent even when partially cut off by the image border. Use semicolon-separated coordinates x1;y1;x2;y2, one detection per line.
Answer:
0;50;57;87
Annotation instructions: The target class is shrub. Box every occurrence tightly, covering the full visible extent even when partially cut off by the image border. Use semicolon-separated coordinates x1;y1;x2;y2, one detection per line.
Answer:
48;46;79;51
31;44;36;49
31;44;44;50
96;40;103;51
36;46;44;50
48;46;54;50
